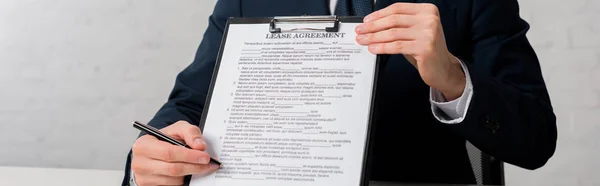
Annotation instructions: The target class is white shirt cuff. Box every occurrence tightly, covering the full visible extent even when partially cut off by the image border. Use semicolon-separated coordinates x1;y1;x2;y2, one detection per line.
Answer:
130;170;138;186
430;59;474;124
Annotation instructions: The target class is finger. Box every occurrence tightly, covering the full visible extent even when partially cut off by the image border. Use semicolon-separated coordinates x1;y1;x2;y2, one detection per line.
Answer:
134;174;183;186
368;40;418;55
356;14;418;34
134;135;211;164
133;156;216;176
161;121;206;150
131;157;185;186
356;27;419;45
364;3;438;22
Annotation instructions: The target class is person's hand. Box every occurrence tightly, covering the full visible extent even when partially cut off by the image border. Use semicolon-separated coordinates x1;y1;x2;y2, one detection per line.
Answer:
356;3;465;100
131;121;219;186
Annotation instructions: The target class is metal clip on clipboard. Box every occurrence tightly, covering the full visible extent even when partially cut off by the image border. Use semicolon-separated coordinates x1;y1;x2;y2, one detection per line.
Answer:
269;16;340;33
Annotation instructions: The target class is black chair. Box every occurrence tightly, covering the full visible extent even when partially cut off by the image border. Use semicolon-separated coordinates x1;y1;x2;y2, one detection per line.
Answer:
466;142;505;185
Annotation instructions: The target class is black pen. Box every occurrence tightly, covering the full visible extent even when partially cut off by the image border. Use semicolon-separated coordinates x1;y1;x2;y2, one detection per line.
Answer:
132;121;222;166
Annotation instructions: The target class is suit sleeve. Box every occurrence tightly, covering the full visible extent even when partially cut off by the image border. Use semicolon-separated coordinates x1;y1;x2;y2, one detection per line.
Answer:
447;0;558;170
122;1;241;185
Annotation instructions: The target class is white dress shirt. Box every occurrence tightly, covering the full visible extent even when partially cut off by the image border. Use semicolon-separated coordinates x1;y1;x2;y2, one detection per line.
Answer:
131;1;475;185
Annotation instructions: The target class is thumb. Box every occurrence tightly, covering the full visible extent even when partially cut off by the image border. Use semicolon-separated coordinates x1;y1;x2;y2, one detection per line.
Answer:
161;120;207;151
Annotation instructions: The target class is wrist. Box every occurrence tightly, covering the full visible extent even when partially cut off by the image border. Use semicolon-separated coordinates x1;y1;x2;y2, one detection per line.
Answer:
439;54;466;100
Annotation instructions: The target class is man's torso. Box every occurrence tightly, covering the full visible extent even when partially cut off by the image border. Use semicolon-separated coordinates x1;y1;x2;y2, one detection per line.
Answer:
223;0;475;183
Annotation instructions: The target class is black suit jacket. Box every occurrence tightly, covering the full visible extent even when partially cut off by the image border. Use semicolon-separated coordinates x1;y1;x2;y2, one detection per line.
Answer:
123;0;557;184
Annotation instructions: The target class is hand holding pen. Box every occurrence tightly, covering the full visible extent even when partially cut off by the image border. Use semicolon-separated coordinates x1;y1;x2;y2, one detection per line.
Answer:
130;121;221;186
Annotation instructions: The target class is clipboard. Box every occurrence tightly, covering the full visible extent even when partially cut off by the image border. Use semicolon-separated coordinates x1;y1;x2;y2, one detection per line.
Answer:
194;16;383;186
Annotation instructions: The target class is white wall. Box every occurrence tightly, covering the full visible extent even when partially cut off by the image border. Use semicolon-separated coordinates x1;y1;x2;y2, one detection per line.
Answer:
0;0;598;185
506;0;600;185
0;0;215;170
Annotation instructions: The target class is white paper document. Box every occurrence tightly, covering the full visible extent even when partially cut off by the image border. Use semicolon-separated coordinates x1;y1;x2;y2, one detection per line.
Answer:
191;21;377;186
